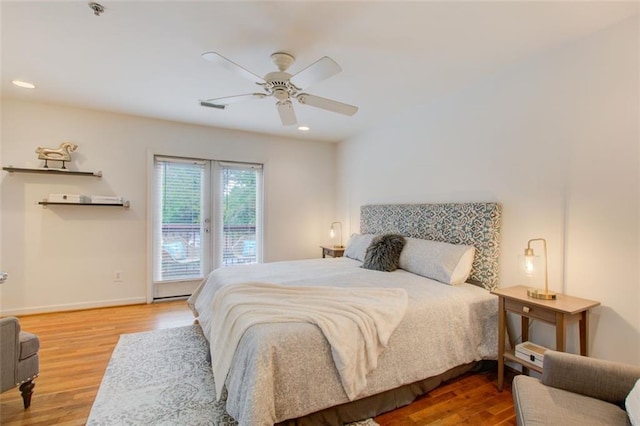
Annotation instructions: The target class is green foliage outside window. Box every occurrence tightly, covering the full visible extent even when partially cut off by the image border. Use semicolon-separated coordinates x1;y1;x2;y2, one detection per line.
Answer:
223;168;256;226
161;164;256;226
161;164;201;225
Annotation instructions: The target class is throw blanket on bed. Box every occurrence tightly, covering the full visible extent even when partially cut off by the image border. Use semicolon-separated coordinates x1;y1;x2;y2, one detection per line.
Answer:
210;282;408;401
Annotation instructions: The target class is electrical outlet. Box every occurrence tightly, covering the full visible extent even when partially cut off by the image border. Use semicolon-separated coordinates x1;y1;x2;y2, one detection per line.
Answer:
114;270;123;282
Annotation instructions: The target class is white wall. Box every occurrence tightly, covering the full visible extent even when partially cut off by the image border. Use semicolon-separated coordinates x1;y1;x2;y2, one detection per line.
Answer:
337;17;639;364
0;100;336;314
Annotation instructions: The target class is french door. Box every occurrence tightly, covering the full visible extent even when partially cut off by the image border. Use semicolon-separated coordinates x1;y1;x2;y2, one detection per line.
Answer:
152;156;263;299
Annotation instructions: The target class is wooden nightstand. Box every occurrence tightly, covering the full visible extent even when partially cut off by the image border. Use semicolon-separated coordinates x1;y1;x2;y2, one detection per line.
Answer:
491;285;600;391
320;246;345;258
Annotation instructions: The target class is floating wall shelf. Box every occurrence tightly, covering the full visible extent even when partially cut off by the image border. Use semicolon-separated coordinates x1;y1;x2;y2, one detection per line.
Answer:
2;166;102;177
39;200;130;208
3;165;125;207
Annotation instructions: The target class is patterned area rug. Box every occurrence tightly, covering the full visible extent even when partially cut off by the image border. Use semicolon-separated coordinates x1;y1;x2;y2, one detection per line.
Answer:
87;325;379;425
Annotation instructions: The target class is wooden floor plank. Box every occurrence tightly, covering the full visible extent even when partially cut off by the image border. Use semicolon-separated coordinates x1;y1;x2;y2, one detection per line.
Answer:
0;301;516;425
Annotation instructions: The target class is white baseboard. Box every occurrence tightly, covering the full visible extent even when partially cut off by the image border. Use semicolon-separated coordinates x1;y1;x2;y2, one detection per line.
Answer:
1;297;148;316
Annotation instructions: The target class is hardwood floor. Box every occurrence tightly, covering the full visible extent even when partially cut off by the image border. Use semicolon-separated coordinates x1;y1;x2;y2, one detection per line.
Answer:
0;301;516;425
374;370;516;425
0;301;195;426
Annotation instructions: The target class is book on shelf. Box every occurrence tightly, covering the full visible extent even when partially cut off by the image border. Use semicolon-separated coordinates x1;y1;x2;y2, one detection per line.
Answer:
48;194;90;203
515;341;547;368
90;195;123;204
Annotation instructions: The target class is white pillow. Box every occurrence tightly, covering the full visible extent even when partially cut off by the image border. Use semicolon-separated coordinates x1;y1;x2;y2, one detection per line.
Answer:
344;233;376;262
627;378;640;426
398;237;475;285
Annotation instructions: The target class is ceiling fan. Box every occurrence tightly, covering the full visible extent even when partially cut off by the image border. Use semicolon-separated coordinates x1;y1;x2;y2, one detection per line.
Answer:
199;51;358;126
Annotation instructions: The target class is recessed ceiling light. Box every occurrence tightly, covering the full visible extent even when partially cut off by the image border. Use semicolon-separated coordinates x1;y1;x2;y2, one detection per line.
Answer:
298;126;310;131
12;80;36;89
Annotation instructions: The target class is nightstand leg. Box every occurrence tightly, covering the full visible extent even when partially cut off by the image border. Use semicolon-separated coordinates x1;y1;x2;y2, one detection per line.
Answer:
579;311;588;356
521;316;530;376
556;313;567;352
497;297;506;391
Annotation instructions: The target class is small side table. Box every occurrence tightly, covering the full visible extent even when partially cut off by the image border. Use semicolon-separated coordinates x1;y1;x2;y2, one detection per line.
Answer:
491;285;600;391
321;246;345;258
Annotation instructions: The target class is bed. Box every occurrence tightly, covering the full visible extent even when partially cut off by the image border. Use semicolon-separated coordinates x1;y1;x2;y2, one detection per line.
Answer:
188;202;502;425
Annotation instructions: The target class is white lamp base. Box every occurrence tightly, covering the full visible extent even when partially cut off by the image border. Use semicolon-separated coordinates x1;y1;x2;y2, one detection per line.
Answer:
527;287;557;300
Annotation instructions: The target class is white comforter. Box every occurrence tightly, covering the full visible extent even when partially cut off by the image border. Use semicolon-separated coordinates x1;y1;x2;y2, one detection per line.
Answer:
209;282;408;400
188;257;498;426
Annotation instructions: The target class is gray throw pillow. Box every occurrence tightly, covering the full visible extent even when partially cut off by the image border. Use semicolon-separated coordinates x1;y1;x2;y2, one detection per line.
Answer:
362;234;406;272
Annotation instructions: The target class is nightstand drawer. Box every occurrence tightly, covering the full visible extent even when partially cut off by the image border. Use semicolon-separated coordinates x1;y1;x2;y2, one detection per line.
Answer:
504;299;556;323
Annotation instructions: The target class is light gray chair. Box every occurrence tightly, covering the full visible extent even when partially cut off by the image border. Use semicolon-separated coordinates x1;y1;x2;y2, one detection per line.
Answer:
512;350;640;425
0;317;40;408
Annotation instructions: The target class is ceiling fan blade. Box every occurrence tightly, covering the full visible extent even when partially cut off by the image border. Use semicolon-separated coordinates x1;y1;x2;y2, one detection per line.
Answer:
290;56;341;89
296;93;358;116
200;101;226;110
202;52;266;84
276;100;297;126
202;93;267;105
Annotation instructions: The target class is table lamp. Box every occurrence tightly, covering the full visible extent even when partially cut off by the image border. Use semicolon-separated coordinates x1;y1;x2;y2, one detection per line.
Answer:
524;238;556;300
329;222;343;248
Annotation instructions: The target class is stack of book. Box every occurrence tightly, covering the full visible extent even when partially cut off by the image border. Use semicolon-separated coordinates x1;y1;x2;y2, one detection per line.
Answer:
515;341;547;368
48;194;90;203
90;195;124;205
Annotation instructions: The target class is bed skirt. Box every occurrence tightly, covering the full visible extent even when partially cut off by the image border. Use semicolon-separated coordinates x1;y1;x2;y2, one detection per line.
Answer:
277;361;492;426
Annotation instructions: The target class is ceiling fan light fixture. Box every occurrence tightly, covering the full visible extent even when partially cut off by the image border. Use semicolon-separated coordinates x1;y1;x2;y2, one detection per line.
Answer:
12;79;36;89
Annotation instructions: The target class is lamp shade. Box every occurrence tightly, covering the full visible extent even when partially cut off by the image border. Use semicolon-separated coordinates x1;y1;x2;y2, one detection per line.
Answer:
523;247;535;276
329;222;343;248
523;238;556;300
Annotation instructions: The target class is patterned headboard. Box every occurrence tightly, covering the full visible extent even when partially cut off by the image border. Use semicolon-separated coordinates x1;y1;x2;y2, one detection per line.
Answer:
360;203;502;290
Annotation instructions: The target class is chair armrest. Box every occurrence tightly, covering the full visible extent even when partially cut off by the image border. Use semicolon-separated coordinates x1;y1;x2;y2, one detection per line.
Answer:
1;317;20;354
542;350;640;405
0;317;21;391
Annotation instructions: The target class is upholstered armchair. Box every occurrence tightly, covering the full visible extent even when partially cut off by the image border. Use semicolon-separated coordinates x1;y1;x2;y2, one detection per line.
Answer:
512;350;640;425
0;317;40;408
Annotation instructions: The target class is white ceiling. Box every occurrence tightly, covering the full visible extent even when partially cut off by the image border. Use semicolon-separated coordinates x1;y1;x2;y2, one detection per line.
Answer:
2;1;638;143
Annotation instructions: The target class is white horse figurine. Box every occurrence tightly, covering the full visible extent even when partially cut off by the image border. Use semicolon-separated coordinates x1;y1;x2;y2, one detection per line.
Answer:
35;142;78;169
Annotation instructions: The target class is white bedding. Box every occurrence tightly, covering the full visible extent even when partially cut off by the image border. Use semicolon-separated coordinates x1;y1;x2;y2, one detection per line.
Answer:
188;257;498;425
209;282;408;400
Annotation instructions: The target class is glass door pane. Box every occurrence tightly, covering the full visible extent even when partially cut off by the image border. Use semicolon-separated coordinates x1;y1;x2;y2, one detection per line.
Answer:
219;163;262;267
153;157;210;296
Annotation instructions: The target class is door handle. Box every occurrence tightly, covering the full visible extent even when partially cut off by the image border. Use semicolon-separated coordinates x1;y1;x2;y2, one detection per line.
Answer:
0;272;8;284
